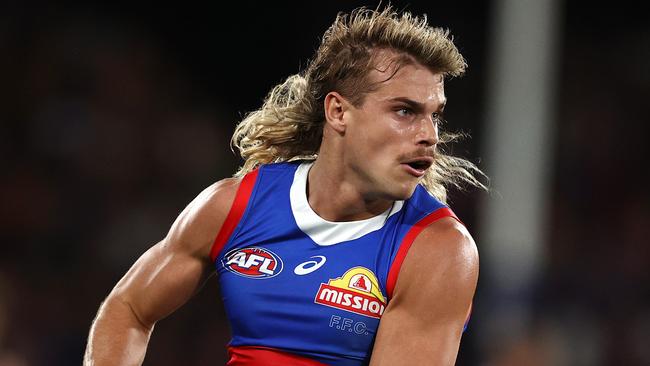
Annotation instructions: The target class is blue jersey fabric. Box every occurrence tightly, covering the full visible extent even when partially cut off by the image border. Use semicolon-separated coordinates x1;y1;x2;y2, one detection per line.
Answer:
214;161;449;366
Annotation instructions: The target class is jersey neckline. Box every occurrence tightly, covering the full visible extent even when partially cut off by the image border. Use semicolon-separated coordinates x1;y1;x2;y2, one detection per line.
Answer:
289;161;404;246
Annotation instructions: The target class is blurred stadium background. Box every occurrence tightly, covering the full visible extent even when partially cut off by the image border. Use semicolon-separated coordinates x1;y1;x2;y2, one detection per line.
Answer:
1;1;648;365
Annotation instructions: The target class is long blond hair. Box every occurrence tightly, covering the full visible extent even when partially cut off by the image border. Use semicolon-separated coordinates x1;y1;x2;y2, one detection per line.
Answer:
231;6;486;202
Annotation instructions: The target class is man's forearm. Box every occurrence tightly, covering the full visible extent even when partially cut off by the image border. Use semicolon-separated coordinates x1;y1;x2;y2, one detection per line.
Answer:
84;297;154;366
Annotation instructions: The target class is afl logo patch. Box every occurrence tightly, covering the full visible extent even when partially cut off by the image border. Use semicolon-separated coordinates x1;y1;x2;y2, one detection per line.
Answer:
222;247;283;279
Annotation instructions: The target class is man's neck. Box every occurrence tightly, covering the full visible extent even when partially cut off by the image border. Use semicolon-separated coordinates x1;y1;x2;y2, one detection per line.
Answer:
307;157;394;222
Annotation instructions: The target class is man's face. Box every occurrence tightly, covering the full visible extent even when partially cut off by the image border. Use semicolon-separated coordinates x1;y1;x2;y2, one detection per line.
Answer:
343;60;446;200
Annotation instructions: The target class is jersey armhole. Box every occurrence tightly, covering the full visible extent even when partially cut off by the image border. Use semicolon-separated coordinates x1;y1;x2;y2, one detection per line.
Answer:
209;169;259;262
463;303;473;332
385;207;462;300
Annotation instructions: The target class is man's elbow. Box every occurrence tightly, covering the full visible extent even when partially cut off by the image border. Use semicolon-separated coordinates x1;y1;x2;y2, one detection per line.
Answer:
99;293;156;333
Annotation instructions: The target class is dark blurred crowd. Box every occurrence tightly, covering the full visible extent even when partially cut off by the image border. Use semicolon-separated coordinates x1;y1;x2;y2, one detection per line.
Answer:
540;11;650;363
1;2;648;366
475;4;650;364
1;8;238;365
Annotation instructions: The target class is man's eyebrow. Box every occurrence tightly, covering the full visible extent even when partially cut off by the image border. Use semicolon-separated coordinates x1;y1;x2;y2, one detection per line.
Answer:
388;97;446;112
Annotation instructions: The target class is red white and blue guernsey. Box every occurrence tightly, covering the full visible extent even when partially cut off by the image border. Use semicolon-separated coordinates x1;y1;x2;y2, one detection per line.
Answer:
209;161;464;366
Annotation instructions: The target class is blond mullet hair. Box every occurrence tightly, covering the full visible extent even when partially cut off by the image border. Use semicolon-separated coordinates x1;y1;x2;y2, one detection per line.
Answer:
231;6;486;202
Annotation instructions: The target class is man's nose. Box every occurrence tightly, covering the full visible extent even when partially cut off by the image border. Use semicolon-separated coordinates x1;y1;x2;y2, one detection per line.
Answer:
416;117;439;146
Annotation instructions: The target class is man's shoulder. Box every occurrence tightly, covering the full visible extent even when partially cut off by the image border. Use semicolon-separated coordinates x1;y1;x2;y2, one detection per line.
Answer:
176;176;241;221
199;177;243;214
416;217;476;258
417;215;476;270
415;216;477;281
393;217;478;299
164;177;243;259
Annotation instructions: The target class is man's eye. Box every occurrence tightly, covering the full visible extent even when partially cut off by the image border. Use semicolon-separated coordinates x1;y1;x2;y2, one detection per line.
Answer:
432;112;445;124
397;108;413;116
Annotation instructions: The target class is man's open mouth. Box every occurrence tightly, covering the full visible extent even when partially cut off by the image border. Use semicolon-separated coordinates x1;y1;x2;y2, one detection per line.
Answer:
402;158;434;177
406;160;432;171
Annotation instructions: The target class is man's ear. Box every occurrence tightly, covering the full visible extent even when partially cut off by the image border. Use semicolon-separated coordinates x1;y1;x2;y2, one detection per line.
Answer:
324;92;349;133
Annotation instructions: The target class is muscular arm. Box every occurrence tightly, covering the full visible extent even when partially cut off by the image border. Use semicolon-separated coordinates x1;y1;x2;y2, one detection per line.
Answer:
84;178;240;366
369;217;479;366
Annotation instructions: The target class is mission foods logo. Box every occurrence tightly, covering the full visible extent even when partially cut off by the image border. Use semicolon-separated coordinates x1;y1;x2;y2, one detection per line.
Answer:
314;267;387;318
222;247;283;279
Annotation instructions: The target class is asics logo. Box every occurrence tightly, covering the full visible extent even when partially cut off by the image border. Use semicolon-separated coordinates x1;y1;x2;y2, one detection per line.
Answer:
294;256;327;275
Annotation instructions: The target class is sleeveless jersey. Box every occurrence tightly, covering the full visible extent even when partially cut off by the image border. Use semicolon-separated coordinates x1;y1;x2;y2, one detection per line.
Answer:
210;161;460;366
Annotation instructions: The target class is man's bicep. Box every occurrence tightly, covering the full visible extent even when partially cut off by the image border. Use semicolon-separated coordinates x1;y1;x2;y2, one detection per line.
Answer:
107;178;240;327
370;218;479;366
109;238;212;327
